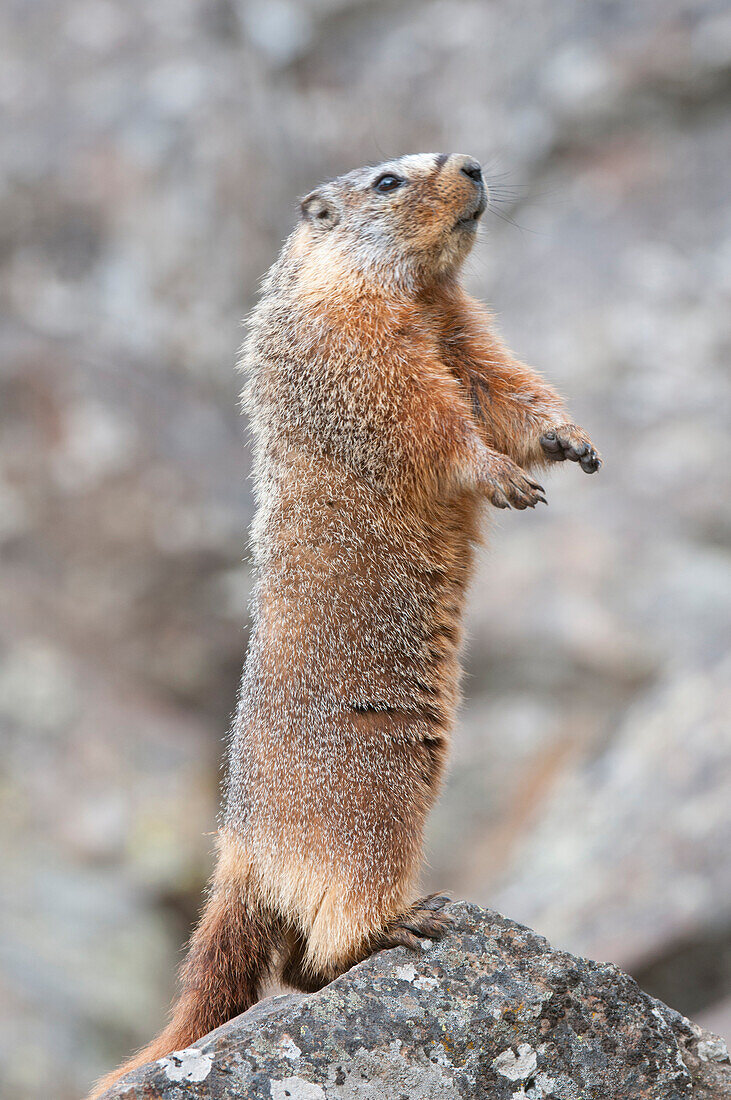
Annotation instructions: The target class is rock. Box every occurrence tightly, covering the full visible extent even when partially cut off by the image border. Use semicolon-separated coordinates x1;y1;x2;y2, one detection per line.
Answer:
98;902;730;1099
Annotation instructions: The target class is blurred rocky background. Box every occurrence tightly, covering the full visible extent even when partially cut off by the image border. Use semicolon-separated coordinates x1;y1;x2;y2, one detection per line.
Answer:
0;1;729;1097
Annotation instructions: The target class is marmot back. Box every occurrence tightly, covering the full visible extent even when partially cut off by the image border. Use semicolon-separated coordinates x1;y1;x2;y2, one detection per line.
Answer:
91;153;601;1098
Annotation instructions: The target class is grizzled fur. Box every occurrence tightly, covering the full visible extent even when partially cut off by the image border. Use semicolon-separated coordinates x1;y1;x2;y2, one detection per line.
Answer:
91;153;600;1098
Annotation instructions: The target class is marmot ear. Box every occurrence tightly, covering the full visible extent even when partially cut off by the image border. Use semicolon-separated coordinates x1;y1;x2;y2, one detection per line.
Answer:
300;189;340;229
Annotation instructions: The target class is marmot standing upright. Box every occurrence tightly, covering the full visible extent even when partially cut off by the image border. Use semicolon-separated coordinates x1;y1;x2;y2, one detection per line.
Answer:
93;153;600;1096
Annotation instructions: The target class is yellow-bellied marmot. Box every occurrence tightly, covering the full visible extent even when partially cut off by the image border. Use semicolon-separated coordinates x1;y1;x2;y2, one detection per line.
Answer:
92;152;600;1096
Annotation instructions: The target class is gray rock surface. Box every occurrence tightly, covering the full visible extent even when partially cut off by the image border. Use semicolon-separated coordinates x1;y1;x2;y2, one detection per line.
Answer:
100;903;731;1100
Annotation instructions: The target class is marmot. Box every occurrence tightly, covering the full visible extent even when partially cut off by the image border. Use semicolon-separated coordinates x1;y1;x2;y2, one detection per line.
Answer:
92;153;600;1096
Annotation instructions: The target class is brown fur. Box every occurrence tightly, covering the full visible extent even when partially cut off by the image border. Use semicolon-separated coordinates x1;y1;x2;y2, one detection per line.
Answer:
90;153;600;1097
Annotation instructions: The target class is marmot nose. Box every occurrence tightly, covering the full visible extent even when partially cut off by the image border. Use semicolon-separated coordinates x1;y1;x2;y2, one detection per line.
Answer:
460;159;483;184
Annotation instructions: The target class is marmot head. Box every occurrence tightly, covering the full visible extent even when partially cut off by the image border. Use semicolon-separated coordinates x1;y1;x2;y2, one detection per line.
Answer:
295;153;487;292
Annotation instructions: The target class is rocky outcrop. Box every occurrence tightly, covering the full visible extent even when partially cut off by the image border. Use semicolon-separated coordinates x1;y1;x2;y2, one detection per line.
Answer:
100;903;730;1099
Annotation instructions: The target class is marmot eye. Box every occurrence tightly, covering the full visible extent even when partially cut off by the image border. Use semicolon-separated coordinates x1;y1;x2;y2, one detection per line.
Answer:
373;174;404;194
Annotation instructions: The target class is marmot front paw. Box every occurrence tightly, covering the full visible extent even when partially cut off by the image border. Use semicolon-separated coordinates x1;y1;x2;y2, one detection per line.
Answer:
540;424;602;473
481;453;547;510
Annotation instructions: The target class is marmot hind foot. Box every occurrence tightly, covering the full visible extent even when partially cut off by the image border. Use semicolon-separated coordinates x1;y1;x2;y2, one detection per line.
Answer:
374;893;453;952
